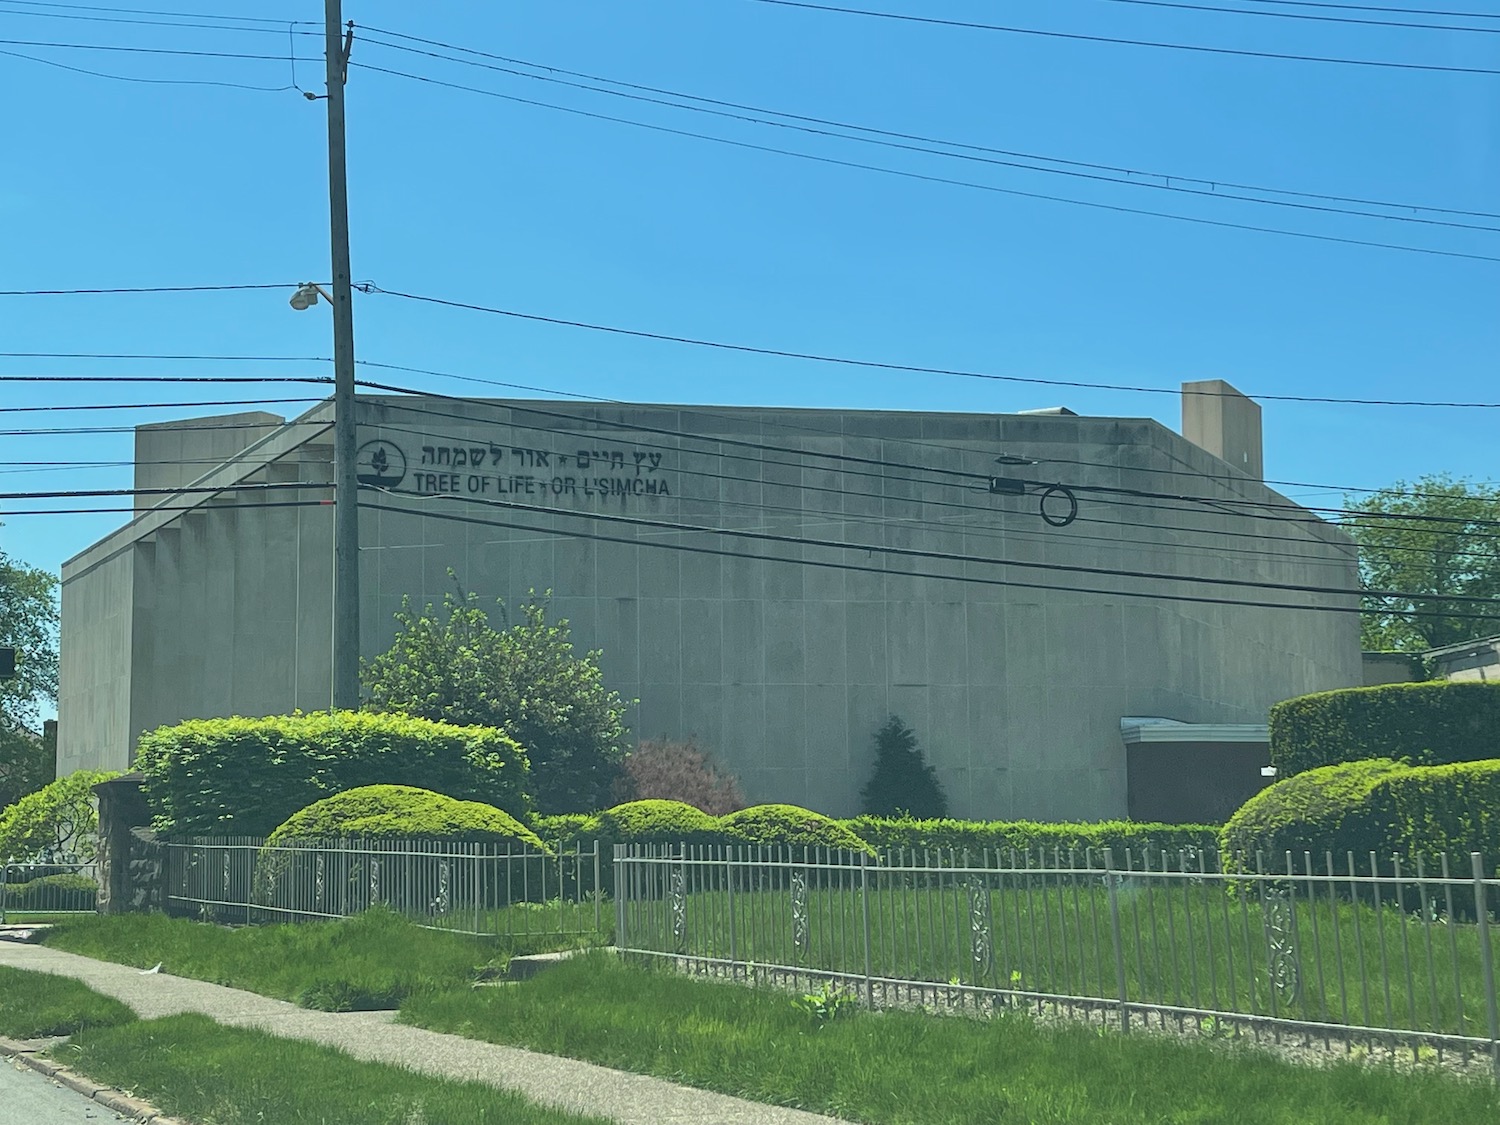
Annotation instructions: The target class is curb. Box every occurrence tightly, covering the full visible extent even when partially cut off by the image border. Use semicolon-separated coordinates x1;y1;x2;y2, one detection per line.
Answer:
0;1034;193;1124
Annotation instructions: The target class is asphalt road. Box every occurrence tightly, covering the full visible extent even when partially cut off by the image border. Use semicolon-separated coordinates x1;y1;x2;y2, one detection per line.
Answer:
0;1057;128;1125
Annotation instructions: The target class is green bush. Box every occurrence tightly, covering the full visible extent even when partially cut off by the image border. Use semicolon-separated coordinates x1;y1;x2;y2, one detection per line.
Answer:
0;770;119;862
530;812;599;850
266;785;546;852
0;871;97;912
845;815;1218;869
597;799;719;846
135;711;529;838
1270;682;1500;777
1219;759;1410;872
1375;760;1500;875
721;804;874;856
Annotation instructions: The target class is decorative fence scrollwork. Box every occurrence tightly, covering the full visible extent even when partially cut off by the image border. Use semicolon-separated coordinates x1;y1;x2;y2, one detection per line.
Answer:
967;875;993;980
1263;883;1301;1008
791;869;810;960
669;864;688;954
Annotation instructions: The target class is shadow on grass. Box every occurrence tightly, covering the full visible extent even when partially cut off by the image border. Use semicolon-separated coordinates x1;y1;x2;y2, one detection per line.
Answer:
41;907;604;1011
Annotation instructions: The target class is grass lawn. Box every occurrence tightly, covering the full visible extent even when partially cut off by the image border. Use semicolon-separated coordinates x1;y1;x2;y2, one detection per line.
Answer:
59;1014;613;1125
42;907;599;1010
622;873;1499;1039
0;965;135;1038
401;952;1500;1125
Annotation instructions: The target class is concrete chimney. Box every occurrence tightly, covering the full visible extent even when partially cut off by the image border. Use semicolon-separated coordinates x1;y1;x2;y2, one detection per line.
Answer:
1181;379;1262;481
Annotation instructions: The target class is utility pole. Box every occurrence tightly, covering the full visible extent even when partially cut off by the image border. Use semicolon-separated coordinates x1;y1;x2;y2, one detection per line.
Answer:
324;2;360;711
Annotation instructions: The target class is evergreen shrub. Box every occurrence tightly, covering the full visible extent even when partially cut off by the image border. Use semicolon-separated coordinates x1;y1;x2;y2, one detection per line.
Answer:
135;711;529;837
858;716;948;819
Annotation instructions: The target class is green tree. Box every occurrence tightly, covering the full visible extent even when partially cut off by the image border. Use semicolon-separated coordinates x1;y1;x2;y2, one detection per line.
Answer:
363;588;631;814
0;723;55;812
0;769;117;862
858;715;949;819
0;547;58;733
0;548;58;810
1344;475;1500;652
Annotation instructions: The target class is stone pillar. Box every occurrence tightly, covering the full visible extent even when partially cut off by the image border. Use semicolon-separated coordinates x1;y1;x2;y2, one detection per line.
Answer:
93;773;156;914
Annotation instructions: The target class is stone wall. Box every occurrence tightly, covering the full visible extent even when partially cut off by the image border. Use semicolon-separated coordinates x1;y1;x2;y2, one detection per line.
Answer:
93;773;161;915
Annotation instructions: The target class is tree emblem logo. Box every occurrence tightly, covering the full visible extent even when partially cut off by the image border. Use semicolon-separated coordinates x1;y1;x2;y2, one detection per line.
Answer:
355;439;407;488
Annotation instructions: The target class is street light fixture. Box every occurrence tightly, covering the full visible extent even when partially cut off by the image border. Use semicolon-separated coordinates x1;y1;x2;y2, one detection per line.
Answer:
289;282;331;311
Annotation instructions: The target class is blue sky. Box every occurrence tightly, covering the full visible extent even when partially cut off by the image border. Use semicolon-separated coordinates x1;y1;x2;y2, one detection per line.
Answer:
3;0;1499;580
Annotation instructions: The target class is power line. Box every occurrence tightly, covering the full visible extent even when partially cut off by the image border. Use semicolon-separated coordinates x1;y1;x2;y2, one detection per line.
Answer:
0;397;320;414
0;482;326;500
1237;1;1500;20
0;44;297;88
358;29;1500;231
0;36;315;62
359;495;1500;623
0;500;328;515
0;418;330;436
0;283;300;295
365;285;1500;407
0;351;327;361
0;1;296;25
358;62;1500;264
363;388;1500;538
739;0;1500;74
0;374;331;384
1095;0;1500;33
0;3;310;35
352;356;1500;508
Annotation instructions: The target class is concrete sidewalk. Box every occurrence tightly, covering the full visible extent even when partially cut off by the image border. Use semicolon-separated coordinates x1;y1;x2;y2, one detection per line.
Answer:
0;943;841;1125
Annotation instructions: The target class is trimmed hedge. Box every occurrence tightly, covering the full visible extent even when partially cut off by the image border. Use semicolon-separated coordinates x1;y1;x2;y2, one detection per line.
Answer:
1270;682;1500;777
266;785;546;852
0;872;97;912
721;804;875;856
846;816;1219;868
136;711;530;838
1373;760;1500;872
1219;759;1409;871
597;800;718;846
527;808;1215;867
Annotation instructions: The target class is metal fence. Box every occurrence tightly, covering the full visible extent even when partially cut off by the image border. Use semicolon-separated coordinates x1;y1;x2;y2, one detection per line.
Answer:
615;844;1500;1065
166;837;603;938
0;859;99;922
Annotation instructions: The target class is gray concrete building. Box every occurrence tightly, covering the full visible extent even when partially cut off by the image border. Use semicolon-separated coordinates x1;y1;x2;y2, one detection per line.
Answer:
58;381;1362;820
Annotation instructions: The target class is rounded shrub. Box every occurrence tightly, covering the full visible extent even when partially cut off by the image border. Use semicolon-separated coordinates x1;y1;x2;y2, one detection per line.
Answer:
136;711;530;838
1219;758;1410;872
255;787;548;921
720;804;874;856
266;785;546;851
1269;681;1500;777
597;799;719;845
